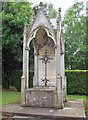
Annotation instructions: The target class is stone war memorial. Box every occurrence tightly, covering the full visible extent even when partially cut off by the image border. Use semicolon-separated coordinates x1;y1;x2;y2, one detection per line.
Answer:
2;2;86;120
21;2;66;109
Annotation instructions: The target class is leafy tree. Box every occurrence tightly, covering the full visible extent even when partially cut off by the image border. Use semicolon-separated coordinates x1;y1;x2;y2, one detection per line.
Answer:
2;2;32;60
62;1;86;70
43;2;57;18
2;2;33;88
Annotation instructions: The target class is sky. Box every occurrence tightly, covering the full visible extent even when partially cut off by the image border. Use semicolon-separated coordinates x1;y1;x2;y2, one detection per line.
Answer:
29;0;87;18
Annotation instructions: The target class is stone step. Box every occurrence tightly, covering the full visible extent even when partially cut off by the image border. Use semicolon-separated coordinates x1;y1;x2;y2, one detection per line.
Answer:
2;113;86;120
11;115;52;120
8;115;86;120
2;113;13;120
1;100;86;120
1;117;11;120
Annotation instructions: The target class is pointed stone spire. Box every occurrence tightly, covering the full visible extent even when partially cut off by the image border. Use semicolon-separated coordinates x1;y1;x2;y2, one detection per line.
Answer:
59;7;61;15
58;7;61;21
56;7;61;30
39;2;44;9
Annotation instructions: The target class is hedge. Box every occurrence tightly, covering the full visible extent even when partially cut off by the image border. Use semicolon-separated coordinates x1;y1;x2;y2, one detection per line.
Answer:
2;70;87;95
10;70;22;91
65;70;87;95
10;70;34;91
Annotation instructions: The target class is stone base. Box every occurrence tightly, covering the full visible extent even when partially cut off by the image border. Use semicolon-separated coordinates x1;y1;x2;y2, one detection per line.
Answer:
1;100;86;120
25;87;61;108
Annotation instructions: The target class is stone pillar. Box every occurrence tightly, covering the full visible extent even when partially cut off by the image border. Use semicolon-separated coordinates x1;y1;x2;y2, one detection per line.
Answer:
26;48;30;88
55;8;63;109
21;26;27;106
61;52;66;102
34;47;38;86
64;76;67;102
61;36;67;102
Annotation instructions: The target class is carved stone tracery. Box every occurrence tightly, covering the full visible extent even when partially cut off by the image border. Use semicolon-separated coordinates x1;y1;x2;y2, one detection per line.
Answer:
34;35;55;54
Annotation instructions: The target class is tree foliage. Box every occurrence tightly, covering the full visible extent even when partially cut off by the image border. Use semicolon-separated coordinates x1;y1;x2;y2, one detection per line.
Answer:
43;2;57;18
2;1;87;89
2;2;33;68
62;1;86;69
2;2;33;88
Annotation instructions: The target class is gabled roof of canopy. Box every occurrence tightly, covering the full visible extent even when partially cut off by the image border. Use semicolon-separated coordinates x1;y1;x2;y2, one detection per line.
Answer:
29;9;54;35
26;2;63;46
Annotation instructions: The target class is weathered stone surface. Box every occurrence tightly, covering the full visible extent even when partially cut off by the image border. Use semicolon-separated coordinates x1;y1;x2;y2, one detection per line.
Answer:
1;100;86;120
26;87;56;108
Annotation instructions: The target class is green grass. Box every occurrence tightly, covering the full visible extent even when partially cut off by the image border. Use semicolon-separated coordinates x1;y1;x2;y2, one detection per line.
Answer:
0;90;2;107
68;95;86;100
1;90;21;106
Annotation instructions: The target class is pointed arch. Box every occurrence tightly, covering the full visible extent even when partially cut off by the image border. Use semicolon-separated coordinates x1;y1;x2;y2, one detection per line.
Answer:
27;27;56;48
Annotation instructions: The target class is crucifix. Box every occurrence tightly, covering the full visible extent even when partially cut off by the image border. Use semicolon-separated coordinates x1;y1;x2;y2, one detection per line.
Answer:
39;50;53;86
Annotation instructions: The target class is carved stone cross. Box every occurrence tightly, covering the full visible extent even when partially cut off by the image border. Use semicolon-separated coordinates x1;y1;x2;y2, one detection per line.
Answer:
39;50;53;86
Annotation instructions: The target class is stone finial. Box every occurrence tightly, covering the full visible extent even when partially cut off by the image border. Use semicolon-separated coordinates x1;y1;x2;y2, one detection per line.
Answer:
59;7;61;13
56;7;61;29
58;7;61;19
57;7;61;23
39;2;44;9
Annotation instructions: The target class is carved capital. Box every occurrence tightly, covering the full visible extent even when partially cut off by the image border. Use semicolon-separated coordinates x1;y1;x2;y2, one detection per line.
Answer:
57;74;61;79
21;75;25;80
54;44;58;48
34;52;38;55
61;51;64;54
25;47;30;50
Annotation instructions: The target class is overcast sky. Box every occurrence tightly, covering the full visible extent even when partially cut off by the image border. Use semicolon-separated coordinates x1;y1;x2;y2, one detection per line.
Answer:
29;0;87;18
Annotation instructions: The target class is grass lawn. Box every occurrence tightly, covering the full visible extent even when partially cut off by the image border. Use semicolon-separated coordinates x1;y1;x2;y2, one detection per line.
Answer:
0;90;88;118
1;90;20;106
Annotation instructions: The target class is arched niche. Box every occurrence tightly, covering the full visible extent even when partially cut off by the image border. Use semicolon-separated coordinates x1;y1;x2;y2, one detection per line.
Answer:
28;27;56;87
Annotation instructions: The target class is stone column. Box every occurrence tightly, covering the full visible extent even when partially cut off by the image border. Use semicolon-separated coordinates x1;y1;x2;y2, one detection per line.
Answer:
26;48;30;106
61;37;67;102
61;52;66;101
64;76;67;102
26;48;30;88
21;26;27;106
55;8;63;109
34;47;38;86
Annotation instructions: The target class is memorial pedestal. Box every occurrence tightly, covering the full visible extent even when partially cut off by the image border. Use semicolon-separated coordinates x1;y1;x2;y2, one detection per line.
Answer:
26;87;58;108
